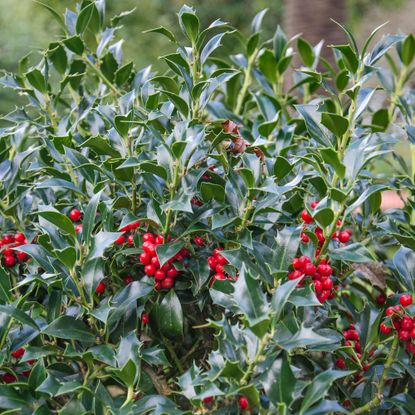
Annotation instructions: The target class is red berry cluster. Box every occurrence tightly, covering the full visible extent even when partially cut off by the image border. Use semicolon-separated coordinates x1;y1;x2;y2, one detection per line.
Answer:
336;324;372;374
68;208;84;234
380;294;415;355
0;232;28;267
2;347;36;383
208;248;236;286
289;256;334;302
300;201;351;245
117;220;141;246
139;233;189;290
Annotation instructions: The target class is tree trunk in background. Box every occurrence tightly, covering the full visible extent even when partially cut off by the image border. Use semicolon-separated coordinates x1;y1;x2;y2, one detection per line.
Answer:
284;0;347;64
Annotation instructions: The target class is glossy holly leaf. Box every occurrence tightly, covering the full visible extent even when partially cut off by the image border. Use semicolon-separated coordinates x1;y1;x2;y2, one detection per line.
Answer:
232;265;269;337
82;190;103;246
82;258;105;297
35;210;76;240
263;353;295;407
320;148;346;179
329;243;374;263
0;266;12;303
276;324;332;352
271;279;298;320
297;38;314;67
143;26;176;42
88;231;124;259
321;113;349;138
344;185;388;216
0;304;39;330
393;247;415;292
156;240;185;268
178;5;199;43
0;385;33;412
158;290;183;338
270;226;301;275
43;316;95;342
299;370;353;414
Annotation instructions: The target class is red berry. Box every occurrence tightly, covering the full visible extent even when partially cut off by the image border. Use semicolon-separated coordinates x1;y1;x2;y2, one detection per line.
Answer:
376;294;386;305
210;273;226;286
216;255;228;266
213;273;226;281
139;252;151;265
400;294;413;307
2;248;14;256
301;233;310;243
354;341;361;352
392;317;402;330
317;264;332;276
310;201;319;209
288;270;303;280
238;396;249;410
292;258;302;269
203;396;214;404
304;263;316;275
318;290;330;303
144;264;156;276
298;255;311;268
143;233;155;244
155;235;164;245
399;330;411;342
141;313;149;325
410;328;415;338
2;235;14;244
127;234;135;246
155;270;166;281
208;256;217;270
130;221;140;230
142;242;156;255
338;231;350;243
215;264;225;274
213;248;224;257
167;266;178;279
16;251;28;261
401;316;413;331
151;256;160;267
95;281;105;294
14;232;25;243
69;209;82;222
321;277;333;290
154;281;162;291
75;224;83;233
4;255;16;267
385;306;395;316
114;235;125;245
2;373;16;384
335;358;346;369
347;330;359;341
11;348;25;359
123;276;134;285
193;236;204;246
301;209;313;224
315;228;325;244
161;277;174;289
314;280;323;295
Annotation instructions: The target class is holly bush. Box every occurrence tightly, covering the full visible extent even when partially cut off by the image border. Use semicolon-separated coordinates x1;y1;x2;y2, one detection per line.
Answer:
1;1;415;414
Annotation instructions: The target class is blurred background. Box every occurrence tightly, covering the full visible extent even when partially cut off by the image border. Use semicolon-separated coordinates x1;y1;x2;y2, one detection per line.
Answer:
0;0;410;115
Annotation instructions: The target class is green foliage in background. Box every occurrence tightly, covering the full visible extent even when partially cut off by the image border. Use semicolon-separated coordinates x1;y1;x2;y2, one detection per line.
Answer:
1;0;415;414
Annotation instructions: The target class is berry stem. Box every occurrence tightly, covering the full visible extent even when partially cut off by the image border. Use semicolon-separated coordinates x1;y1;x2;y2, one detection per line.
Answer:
348;335;399;415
